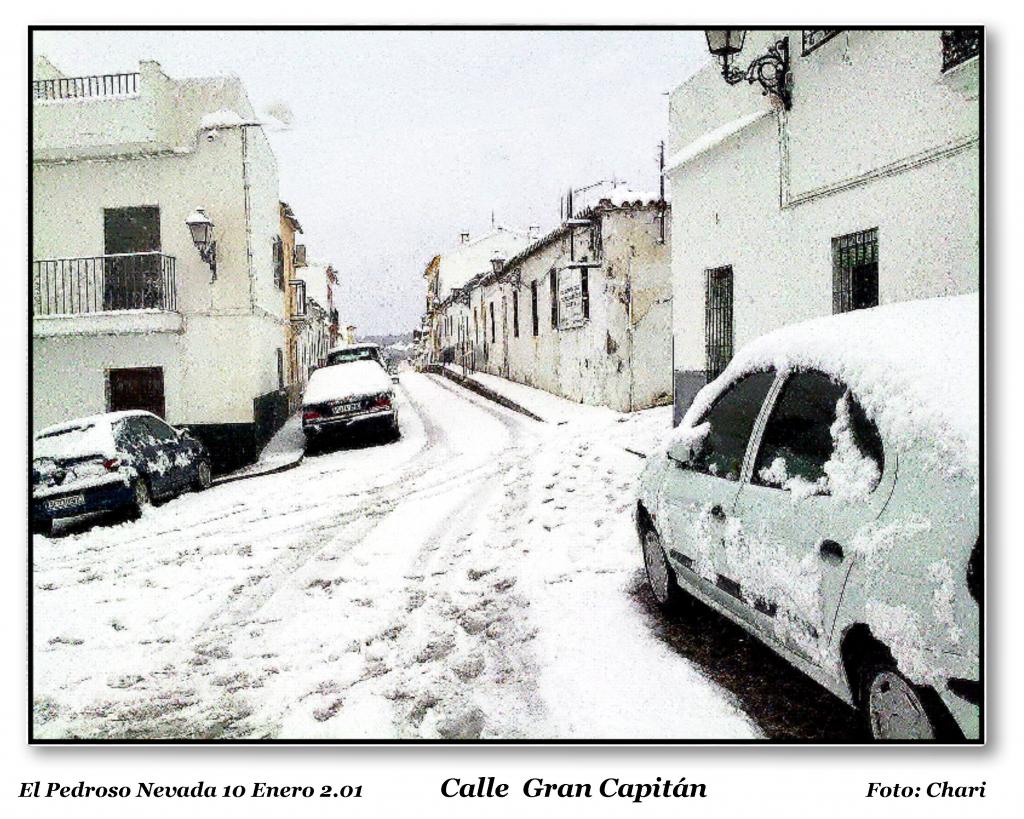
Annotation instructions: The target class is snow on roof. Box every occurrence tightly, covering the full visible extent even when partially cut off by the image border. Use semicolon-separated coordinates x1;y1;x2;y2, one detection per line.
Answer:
682;293;980;477
199;108;249;129
302;360;392;406
329;342;380;353
665;110;771;176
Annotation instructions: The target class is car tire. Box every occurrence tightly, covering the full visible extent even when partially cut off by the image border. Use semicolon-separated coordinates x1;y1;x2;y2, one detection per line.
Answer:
32;519;53;537
193;459;212;491
859;661;961;741
128;478;151;520
641;527;683;612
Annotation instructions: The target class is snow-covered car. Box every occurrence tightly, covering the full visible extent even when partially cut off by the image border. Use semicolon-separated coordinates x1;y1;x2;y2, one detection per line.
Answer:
301;360;400;443
636;294;980;741
325;342;386;369
32;411;212;535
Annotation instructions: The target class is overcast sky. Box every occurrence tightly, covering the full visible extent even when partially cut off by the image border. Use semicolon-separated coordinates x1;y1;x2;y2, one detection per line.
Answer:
34;29;708;335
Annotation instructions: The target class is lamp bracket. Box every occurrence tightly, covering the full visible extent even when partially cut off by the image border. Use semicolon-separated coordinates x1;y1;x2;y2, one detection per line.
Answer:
721;37;791;110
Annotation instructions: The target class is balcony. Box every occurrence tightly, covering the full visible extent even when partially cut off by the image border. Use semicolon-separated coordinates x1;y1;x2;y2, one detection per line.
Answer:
33;72;140;102
941;29;980;73
33;253;181;338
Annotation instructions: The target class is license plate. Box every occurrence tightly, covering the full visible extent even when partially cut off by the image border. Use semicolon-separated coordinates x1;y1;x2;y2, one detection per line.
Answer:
332;402;360;415
46;494;84;512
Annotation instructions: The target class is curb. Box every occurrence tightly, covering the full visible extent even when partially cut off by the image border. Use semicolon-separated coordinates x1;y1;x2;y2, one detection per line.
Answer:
212;453;305;487
423;364;545;423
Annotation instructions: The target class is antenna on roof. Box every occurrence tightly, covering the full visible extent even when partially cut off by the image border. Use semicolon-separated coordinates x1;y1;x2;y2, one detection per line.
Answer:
491;210;495;228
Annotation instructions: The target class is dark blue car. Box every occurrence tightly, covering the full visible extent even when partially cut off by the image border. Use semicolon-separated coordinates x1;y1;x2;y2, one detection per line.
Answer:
32;411;212;536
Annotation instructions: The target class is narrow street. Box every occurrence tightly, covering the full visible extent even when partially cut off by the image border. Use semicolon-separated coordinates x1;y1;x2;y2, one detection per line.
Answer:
35;373;804;740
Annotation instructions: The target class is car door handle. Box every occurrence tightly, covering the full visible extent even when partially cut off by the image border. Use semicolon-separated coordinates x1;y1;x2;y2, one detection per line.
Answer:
818;539;844;563
709;504;726;520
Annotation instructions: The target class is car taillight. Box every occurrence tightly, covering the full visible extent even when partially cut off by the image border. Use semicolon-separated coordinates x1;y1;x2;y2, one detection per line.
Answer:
372;394;392;409
303;409;322;421
967;536;982;604
102;458;121;471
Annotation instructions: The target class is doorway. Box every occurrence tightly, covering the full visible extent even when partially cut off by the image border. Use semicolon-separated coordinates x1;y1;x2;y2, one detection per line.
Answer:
107;367;166;419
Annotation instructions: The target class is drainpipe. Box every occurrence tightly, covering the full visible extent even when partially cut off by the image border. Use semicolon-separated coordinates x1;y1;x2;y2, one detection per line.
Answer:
241;125;255;313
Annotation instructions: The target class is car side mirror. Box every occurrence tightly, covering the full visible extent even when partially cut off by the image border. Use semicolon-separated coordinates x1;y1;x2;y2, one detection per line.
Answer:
667;423;709;467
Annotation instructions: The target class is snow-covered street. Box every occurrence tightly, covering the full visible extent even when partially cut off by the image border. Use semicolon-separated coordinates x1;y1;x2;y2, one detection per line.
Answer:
33;371;849;740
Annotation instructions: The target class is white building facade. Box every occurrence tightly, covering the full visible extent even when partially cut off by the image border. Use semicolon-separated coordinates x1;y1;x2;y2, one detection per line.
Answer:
33;57;292;472
666;29;981;423
435;194;673;413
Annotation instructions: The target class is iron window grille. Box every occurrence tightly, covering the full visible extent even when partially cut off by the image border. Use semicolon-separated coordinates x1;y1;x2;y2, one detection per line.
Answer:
802;30;841;55
832;228;879;314
942;29;981;73
531;281;539;337
273;237;285;289
490;302;496;344
705;265;734;383
513;290;520;338
549;269;558;329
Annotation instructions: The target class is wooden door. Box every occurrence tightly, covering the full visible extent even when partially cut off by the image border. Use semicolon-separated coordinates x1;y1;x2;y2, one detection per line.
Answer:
108;367;166;419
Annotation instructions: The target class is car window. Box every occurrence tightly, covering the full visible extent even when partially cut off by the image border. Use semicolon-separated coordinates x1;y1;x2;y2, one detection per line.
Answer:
689;370;776;481
144;416;179;443
753;370;884;496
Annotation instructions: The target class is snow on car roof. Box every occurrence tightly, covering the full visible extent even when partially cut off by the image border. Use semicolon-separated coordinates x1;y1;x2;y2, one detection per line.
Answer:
682;293;980;477
328;342;380;353
34;410;156;460
303;360;392;406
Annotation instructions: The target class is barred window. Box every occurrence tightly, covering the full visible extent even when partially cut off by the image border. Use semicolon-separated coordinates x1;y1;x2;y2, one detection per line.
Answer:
832;228;879;314
549;269;558;329
942;29;980;73
273;236;284;289
513;290;520;338
531;280;539;337
802;30;841;55
705;265;734;383
581;269;590;319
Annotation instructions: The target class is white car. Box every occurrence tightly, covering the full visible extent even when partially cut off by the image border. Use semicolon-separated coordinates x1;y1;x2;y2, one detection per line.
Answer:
301;360;399;444
637;294;980;741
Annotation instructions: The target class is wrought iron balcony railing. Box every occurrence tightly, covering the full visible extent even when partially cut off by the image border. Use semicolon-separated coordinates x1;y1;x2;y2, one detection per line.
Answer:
941;29;981;73
33;72;140;101
33;253;177;317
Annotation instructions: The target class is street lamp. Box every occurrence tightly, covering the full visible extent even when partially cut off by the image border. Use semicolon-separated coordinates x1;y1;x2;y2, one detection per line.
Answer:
490;253;506;275
185;207;217;276
705;29;792;110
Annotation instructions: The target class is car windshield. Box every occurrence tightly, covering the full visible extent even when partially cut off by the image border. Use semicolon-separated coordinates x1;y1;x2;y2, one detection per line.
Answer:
330;348;376;364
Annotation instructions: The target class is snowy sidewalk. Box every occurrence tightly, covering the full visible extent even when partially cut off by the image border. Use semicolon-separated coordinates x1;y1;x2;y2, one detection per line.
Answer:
438;364;671;457
213;411;305;485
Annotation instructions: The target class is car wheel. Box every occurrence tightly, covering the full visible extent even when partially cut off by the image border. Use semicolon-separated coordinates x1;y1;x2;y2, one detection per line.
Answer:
860;663;957;741
641;528;682;612
128;478;151;520
193;459;212;491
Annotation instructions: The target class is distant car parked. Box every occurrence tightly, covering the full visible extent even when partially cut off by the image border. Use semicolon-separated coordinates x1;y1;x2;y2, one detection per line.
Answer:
32;411;212;535
325;342;386;369
637;294;980;741
302;360;400;445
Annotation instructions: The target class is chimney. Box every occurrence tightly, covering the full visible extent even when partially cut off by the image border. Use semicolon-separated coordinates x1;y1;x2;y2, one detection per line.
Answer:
459;232;470;244
528;225;540;240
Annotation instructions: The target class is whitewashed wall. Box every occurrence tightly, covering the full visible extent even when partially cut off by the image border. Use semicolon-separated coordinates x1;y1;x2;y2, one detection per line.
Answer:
667;29;980;418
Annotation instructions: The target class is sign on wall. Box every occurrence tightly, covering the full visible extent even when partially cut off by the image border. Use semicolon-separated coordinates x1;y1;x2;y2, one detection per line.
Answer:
557;268;585;330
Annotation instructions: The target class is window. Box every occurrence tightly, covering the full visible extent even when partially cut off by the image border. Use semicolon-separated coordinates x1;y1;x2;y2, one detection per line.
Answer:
276;348;284;389
705;265;734;382
513;290;520;338
289;279;307;319
581;268;590;320
832;228;878;314
140;415;178;443
549;270;558;329
802;30;841;55
531;280;539;337
474;307;479;344
103;206;162;310
753;370;884;494
273;237;285;289
942;29;980;72
689;370;776;481
490;302;496;344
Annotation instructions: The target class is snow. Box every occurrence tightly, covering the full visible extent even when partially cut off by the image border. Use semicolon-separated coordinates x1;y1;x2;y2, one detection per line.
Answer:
302;361;392;406
34;411;149;461
664;110;772;175
199;108;248;129
680;293;980;479
32;372;757;740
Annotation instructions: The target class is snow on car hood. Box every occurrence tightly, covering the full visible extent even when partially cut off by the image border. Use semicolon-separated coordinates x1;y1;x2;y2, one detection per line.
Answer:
680;293;980;477
302;361;392;406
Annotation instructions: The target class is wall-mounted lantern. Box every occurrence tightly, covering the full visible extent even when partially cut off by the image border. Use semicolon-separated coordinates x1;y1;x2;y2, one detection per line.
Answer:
185;207;217;278
490;253;506;275
705;29;791;110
